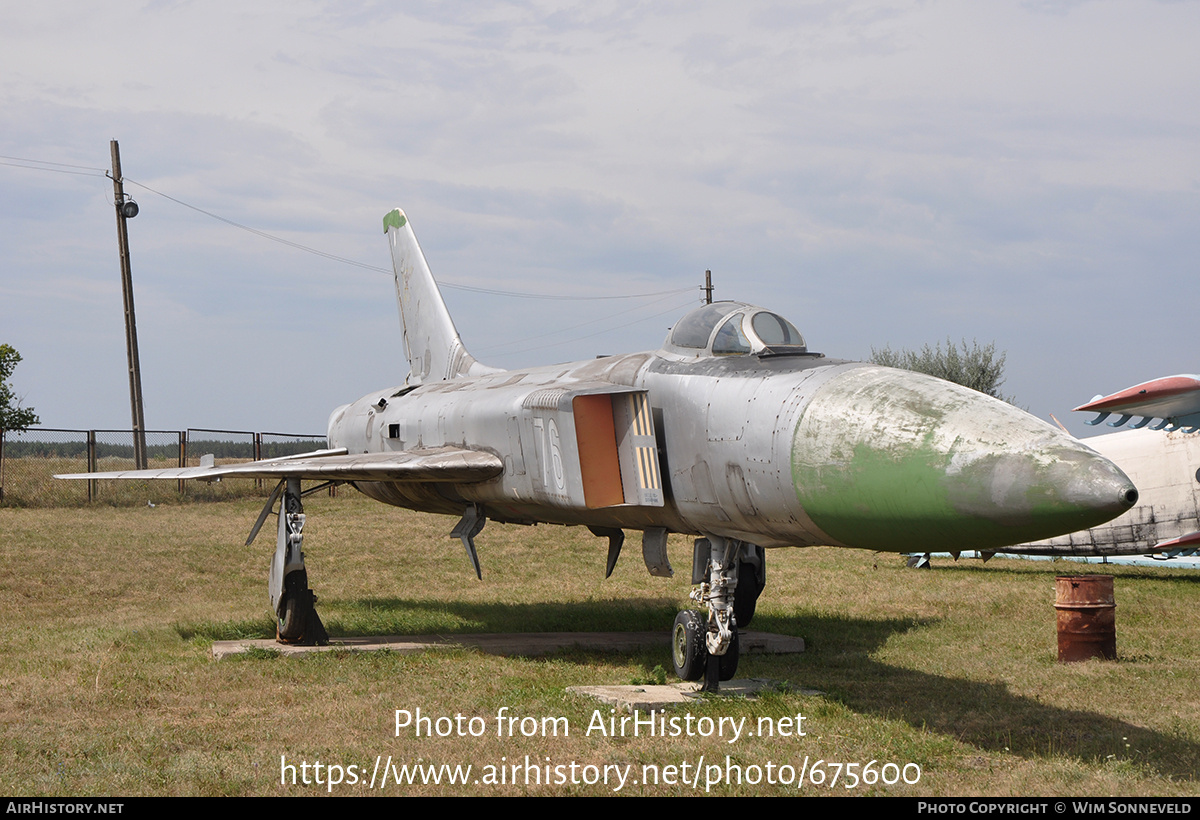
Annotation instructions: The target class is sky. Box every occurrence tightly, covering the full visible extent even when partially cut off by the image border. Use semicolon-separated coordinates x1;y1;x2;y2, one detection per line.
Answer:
1;1;1197;438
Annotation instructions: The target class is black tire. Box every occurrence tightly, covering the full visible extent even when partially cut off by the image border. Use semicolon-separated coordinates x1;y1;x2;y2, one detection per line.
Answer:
734;558;765;627
277;571;311;640
718;627;740;681
672;610;708;681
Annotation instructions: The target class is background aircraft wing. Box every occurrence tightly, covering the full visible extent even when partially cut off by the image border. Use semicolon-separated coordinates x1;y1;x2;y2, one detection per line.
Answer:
1075;374;1200;432
55;446;504;483
1152;530;1200;556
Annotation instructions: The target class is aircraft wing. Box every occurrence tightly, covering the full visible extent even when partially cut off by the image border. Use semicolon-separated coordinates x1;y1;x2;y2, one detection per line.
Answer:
1075;374;1200;432
55;446;505;484
1152;530;1200;556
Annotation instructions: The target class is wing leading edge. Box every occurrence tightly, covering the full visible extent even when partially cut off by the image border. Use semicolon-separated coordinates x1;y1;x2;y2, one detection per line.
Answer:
55;446;505;484
1076;374;1200;432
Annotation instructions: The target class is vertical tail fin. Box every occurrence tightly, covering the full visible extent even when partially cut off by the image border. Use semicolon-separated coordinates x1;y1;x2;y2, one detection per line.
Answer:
384;208;502;383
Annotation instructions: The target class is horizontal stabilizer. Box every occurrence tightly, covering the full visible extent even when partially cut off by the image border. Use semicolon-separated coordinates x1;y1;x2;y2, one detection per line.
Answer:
1074;374;1200;432
55;446;504;484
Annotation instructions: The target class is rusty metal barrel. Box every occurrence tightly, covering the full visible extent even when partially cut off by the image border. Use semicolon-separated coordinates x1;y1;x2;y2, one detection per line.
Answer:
1054;575;1116;662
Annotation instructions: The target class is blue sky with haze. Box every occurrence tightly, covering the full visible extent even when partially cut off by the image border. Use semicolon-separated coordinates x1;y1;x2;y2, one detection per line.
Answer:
2;1;1197;436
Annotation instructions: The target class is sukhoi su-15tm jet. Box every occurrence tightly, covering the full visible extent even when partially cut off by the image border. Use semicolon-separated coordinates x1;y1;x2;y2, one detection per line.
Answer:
59;208;1139;690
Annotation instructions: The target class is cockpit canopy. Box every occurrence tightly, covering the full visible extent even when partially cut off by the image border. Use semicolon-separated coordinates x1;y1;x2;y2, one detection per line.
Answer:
662;301;808;358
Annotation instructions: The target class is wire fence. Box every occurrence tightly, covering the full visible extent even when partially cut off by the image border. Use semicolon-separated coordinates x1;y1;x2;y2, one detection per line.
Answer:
0;428;327;507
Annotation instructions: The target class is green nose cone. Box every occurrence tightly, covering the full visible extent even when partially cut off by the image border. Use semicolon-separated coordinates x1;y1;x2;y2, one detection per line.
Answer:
792;366;1137;553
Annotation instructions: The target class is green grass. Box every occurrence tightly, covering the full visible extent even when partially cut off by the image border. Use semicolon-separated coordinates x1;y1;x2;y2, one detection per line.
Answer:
0;455;280;507
1;494;1197;796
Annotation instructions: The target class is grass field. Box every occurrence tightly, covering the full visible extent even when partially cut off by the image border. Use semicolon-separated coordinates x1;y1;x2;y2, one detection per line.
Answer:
0;455;277;508
2;493;1197;796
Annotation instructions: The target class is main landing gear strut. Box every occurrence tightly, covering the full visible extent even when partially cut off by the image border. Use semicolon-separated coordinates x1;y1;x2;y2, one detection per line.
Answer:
264;477;329;645
671;536;764;692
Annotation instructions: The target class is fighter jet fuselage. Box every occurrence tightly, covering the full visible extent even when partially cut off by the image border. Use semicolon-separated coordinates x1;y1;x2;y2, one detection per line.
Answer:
329;318;1136;556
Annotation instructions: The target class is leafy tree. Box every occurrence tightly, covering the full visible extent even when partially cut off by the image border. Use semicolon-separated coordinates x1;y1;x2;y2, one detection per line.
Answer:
870;337;1015;404
0;344;39;433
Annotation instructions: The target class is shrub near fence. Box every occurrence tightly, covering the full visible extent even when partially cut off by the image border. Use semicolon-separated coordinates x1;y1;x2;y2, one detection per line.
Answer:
0;428;326;508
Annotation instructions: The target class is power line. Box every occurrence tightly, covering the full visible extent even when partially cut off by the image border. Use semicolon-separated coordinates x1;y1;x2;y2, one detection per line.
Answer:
475;289;690;355
436;281;691;301
0;153;107;172
0;156;107;177
123;177;386;273
123;178;690;301
487;298;696;361
5;152;692;303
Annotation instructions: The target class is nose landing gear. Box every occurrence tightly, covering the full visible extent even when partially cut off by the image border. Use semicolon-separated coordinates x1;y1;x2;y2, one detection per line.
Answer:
672;536;762;692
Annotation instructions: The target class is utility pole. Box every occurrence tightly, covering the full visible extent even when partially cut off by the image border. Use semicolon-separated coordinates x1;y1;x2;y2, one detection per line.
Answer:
703;269;713;304
109;139;148;469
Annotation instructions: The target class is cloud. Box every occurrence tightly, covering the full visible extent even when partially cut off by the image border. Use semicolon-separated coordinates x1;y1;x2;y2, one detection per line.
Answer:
0;1;1197;435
